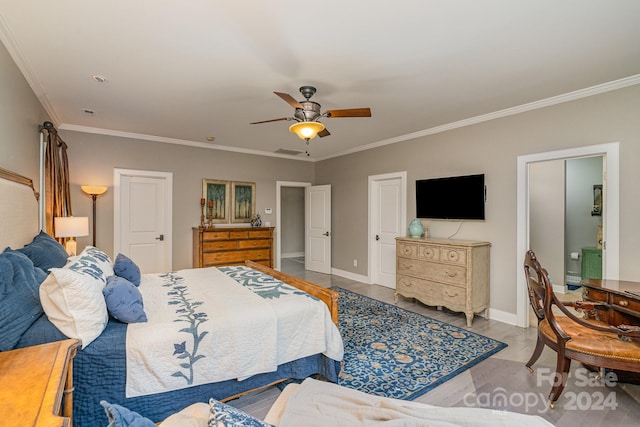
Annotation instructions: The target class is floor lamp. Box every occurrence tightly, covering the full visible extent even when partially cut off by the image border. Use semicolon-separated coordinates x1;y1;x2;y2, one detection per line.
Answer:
81;185;108;247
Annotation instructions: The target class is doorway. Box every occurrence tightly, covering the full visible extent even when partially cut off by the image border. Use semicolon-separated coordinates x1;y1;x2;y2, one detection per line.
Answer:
516;143;619;327
276;181;310;271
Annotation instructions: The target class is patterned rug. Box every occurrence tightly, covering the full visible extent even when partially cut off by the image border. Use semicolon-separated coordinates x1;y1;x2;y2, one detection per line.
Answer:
335;287;507;400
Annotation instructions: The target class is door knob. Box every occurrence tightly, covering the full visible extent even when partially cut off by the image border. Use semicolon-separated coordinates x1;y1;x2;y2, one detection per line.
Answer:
155;234;164;241
323;231;330;236
375;235;380;241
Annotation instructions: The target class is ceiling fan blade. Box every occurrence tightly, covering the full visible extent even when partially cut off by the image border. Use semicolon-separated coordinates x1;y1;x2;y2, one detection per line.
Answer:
324;108;372;118
274;92;303;109
318;128;331;138
249;117;290;124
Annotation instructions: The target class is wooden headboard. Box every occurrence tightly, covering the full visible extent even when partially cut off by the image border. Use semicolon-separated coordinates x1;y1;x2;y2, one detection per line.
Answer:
0;167;39;249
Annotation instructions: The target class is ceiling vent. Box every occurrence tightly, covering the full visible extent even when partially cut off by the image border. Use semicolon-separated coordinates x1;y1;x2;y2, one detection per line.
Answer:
274;148;304;156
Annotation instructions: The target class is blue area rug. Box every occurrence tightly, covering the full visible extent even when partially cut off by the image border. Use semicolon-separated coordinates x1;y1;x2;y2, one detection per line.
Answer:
335;287;507;400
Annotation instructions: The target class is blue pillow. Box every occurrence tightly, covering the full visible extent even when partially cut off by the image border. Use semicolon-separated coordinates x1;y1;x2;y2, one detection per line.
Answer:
100;401;156;427
103;276;147;323
114;253;141;286
0;248;45;351
209;398;274;427
16;230;68;272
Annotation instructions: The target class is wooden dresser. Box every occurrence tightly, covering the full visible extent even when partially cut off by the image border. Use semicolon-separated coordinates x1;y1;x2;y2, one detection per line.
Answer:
396;237;490;327
193;226;275;268
0;339;80;426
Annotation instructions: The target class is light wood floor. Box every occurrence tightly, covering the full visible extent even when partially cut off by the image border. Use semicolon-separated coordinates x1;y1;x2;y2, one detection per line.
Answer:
229;259;640;426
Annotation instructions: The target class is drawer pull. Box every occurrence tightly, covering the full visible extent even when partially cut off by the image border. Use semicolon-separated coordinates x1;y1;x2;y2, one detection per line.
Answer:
618;300;629;307
445;271;457;277
445;290;459;297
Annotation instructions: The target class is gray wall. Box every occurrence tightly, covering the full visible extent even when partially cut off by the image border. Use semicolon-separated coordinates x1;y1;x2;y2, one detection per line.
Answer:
316;85;640;315
0;41;48;179
60;131;315;270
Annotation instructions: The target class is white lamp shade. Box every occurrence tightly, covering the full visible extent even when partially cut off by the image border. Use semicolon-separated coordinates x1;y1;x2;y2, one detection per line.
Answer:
54;216;89;238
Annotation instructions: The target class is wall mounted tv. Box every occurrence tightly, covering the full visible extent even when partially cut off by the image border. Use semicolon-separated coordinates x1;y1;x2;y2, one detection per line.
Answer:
416;174;486;220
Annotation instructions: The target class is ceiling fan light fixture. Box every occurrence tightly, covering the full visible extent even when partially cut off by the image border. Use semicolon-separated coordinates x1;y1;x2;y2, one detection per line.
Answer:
289;121;325;141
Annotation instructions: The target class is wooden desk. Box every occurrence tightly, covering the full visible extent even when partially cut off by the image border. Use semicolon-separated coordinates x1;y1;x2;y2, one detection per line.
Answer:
0;339;80;427
581;278;640;326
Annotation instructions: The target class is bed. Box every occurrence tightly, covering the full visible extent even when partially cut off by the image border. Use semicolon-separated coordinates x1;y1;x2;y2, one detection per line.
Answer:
0;168;343;427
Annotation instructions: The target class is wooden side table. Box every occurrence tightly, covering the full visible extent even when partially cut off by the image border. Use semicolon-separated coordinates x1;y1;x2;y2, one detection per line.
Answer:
0;339;81;426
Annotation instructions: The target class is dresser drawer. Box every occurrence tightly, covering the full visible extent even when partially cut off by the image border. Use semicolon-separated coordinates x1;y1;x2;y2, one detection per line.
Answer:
611;294;640;314
583;287;608;303
203;240;238;251
397;242;418;259
203;248;271;265
248;230;272;238
397;259;467;286
229;230;249;239
397;274;444;303
440;247;467;266
238;239;271;249
202;231;230;241
417;245;439;261
442;286;466;307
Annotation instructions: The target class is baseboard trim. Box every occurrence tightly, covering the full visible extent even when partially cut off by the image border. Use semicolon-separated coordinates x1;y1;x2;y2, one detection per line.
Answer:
487;308;518;326
331;267;370;284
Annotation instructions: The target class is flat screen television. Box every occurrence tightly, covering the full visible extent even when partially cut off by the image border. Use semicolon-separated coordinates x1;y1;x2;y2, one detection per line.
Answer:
416;174;486;220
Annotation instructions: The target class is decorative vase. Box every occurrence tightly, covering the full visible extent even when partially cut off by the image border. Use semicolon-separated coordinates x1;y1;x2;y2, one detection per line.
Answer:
408;218;424;238
250;214;262;227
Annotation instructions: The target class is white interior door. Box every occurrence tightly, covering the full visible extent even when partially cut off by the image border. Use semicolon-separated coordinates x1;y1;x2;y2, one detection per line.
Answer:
369;172;406;288
115;169;172;273
305;184;331;274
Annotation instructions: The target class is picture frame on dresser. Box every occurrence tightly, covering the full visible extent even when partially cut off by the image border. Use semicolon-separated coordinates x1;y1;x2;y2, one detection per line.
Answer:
231;181;255;223
202;179;230;224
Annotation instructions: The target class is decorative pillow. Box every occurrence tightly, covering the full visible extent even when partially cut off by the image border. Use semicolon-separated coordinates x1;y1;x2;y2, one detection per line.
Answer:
208;398;274;427
0;248;44;351
103;276;147;323
39;265;108;349
16;230;69;272
69;246;114;285
100;401;156;427
114;253;141;286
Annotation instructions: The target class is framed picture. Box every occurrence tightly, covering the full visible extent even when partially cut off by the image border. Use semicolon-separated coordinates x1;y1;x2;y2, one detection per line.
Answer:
202;179;230;223
231;181;256;223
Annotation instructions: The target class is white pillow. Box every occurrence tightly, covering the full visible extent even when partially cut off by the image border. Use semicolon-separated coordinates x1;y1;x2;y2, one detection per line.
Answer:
68;246;114;284
39;266;109;349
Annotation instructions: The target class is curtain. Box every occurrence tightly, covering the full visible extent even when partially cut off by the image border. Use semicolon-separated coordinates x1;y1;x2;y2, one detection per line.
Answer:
44;126;72;237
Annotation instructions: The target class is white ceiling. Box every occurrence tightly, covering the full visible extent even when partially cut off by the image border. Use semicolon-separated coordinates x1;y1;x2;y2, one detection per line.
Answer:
2;1;639;160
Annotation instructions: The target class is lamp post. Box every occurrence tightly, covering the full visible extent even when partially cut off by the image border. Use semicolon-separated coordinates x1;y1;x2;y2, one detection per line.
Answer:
81;185;108;247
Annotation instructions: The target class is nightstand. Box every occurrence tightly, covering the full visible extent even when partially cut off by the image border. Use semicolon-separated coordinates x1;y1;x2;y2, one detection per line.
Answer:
0;339;81;426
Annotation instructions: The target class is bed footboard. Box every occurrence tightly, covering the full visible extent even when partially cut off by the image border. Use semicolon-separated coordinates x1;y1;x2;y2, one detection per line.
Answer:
244;260;339;325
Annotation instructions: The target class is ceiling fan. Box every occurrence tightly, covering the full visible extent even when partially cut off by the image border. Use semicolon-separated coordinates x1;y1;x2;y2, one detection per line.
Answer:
250;86;372;143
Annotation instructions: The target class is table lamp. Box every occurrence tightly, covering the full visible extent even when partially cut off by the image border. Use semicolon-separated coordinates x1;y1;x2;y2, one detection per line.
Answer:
54;216;89;256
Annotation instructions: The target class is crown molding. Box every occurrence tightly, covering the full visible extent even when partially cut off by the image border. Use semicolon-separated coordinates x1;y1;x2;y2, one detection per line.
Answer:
58;124;315;162
320;74;640;161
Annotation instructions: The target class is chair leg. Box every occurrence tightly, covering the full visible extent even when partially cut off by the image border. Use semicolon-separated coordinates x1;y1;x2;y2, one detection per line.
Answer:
549;355;572;408
526;337;545;373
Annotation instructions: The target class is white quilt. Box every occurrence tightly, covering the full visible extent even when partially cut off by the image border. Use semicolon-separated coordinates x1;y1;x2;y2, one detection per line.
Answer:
125;267;343;398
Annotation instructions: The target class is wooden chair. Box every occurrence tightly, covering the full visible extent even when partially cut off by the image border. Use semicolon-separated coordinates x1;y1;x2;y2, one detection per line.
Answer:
523;250;640;407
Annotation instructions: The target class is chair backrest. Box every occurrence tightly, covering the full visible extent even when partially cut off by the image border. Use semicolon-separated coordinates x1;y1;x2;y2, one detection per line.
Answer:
524;250;546;323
